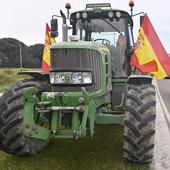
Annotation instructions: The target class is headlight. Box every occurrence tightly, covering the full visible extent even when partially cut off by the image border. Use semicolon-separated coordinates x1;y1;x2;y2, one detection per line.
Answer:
50;72;92;85
72;72;82;83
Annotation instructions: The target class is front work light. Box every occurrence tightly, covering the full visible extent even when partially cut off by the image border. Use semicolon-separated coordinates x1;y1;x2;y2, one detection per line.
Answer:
116;11;121;18
50;71;92;85
82;12;88;19
76;13;80;19
108;11;114;18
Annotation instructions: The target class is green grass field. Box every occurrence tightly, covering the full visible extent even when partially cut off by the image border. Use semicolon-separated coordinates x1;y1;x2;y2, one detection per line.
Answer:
0;68;30;93
0;68;150;170
0;125;149;170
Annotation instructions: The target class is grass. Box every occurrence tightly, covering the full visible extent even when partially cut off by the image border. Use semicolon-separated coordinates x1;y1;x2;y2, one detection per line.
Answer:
0;125;150;170
0;68;150;170
0;68;31;92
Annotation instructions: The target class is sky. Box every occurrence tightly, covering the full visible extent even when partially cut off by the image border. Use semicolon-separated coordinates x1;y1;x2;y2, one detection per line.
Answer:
0;0;170;52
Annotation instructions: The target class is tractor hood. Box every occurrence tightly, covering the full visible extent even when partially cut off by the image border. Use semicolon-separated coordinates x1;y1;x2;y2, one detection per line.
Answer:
50;41;110;93
51;41;108;53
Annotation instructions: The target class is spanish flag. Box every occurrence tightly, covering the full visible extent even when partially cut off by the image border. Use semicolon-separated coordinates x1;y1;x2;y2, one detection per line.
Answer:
130;14;170;79
42;23;56;72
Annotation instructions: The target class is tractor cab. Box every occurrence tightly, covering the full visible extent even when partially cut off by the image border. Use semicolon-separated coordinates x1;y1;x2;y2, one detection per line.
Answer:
51;3;134;78
70;3;134;77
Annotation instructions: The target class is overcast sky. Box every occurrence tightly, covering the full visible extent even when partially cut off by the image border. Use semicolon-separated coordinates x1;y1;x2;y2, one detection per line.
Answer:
0;0;170;51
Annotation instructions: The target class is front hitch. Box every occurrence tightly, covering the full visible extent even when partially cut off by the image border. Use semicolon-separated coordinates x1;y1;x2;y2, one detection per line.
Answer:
23;88;96;140
23;87;50;141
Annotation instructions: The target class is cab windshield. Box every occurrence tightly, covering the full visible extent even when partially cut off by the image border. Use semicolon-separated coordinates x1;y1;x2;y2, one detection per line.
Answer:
75;17;129;77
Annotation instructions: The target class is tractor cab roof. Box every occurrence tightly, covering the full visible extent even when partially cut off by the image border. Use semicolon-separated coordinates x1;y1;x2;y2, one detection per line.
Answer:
70;3;132;21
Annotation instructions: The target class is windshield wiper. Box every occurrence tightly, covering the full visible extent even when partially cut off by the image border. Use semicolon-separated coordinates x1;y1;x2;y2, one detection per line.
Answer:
102;17;121;34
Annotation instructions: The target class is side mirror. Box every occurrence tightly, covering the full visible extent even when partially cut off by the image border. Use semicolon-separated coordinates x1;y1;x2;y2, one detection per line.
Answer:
51;19;58;38
140;16;144;26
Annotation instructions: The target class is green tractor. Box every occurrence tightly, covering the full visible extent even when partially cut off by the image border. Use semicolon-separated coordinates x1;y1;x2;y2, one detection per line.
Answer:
0;2;156;163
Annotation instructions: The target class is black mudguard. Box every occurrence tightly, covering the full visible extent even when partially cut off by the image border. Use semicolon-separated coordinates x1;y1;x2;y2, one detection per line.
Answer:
128;75;153;85
18;70;50;82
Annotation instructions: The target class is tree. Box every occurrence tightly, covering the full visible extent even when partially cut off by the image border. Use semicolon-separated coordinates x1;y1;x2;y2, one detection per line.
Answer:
0;38;43;68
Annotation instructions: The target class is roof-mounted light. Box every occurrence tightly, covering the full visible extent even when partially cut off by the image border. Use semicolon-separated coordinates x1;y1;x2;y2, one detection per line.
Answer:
129;0;134;7
82;12;88;19
86;3;111;9
108;11;114;18
65;2;71;18
65;2;71;9
76;13;80;19
116;11;121;18
129;0;134;16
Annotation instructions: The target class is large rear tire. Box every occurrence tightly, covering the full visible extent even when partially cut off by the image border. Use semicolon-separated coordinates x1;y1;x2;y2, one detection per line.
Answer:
0;79;50;155
123;84;156;163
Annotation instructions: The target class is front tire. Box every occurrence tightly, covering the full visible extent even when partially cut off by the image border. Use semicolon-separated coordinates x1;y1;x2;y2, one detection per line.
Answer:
0;79;50;155
123;84;156;163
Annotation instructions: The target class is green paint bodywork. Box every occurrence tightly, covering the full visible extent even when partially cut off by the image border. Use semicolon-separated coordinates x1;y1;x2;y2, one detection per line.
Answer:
23;88;50;140
22;57;126;141
22;24;127;141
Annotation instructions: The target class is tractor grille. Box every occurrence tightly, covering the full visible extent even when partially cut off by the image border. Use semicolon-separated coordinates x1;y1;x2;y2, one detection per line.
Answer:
51;48;102;92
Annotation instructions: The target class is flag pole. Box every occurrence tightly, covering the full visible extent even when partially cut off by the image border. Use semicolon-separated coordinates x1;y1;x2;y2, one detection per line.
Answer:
19;42;23;70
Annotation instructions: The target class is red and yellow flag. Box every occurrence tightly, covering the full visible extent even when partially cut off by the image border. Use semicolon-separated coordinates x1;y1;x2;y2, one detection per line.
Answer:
130;15;170;79
42;23;56;72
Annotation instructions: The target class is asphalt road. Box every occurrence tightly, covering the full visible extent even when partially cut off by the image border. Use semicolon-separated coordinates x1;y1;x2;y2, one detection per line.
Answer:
151;80;170;170
157;79;170;113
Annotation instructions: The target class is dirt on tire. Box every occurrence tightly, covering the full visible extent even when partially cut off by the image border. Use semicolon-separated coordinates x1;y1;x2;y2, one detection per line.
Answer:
0;79;50;156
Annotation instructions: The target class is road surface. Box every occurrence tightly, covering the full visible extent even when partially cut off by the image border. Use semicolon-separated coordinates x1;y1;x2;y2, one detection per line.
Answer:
157;79;170;113
151;80;170;170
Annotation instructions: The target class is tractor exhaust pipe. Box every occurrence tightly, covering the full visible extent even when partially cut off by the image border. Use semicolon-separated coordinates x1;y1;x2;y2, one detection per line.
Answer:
60;10;68;42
